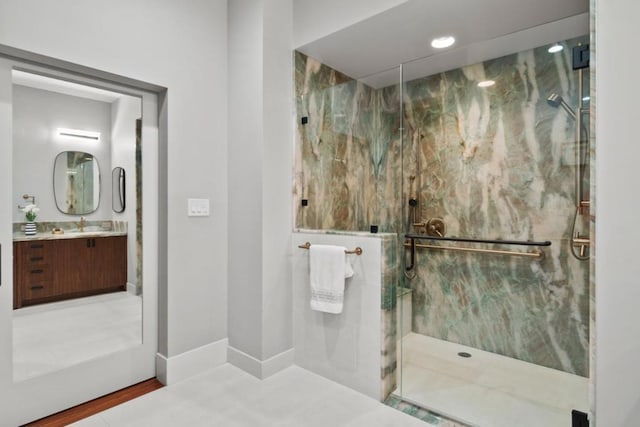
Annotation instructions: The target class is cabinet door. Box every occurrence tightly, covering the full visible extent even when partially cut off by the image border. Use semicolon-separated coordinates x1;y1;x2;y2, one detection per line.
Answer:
90;236;127;291
54;237;93;296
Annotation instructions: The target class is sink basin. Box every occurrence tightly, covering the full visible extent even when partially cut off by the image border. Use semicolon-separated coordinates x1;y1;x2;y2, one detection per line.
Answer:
68;226;105;233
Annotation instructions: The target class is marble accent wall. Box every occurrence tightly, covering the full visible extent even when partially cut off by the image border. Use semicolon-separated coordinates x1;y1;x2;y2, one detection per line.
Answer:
379;234;398;400
403;37;590;376
294;35;590;378
294;52;402;233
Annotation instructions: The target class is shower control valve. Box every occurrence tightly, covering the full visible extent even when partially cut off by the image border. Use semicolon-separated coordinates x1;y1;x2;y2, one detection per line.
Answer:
426;218;445;237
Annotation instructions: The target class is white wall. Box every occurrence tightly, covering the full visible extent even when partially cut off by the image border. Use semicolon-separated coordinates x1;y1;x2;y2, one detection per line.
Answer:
594;0;640;425
111;96;140;287
228;0;264;360
261;0;294;362
227;0;293;373
13;85;112;222
293;0;407;48
0;0;228;360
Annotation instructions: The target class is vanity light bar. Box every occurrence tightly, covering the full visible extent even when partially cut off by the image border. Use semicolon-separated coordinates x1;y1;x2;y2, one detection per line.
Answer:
57;128;100;141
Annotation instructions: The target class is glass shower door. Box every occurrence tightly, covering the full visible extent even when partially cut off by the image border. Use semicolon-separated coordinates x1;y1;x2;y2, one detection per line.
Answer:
395;35;591;426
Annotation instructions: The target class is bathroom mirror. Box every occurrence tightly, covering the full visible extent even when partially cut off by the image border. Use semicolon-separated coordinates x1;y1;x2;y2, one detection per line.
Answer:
112;167;126;213
53;151;100;215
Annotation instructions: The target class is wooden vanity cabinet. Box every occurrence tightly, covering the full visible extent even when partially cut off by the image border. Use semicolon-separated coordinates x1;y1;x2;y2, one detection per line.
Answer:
14;235;127;309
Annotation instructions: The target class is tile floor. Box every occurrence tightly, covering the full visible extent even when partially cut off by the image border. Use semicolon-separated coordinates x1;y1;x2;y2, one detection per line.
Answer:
73;364;430;427
14;294;590;426
397;333;590;427
13;292;142;381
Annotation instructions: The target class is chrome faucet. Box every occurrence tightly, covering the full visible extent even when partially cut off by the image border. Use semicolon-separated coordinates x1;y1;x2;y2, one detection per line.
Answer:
77;216;86;232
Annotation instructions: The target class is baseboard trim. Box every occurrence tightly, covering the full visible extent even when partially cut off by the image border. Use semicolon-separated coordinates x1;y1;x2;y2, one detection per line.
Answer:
227;346;294;379
126;282;137;295
156;338;228;385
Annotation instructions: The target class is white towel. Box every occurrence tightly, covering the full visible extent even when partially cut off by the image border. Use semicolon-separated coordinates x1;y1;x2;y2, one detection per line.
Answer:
309;244;352;314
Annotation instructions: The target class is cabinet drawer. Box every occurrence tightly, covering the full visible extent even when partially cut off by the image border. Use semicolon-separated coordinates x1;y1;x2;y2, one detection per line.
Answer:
20;241;52;263
25;265;52;281
25;254;47;265
24;242;47;252
23;280;55;300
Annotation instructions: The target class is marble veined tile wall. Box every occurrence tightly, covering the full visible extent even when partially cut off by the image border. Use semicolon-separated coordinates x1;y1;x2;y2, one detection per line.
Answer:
294;52;402;233
404;36;590;376
294;35;590;377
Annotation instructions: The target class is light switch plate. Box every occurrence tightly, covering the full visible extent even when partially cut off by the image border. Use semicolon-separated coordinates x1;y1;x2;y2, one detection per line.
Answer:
188;198;210;217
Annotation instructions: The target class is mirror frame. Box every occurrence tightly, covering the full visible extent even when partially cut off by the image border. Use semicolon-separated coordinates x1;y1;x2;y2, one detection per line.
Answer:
112;167;126;213
52;150;101;215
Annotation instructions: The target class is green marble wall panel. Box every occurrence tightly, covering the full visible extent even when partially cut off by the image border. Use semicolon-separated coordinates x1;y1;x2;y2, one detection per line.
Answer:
294;35;590;378
294;52;402;234
403;37;590;376
380;233;398;400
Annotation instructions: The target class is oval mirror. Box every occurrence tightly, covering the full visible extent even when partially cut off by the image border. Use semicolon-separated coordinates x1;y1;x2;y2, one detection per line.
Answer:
53;151;100;214
112;167;126;213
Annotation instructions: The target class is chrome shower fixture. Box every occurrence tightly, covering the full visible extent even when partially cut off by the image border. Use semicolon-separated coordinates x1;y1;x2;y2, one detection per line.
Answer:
546;93;576;120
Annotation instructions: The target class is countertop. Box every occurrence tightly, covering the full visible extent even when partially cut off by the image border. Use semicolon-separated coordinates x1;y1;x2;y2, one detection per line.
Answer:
13;230;128;242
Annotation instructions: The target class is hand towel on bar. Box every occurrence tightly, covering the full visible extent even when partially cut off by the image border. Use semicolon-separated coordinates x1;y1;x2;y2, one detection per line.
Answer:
310;244;351;314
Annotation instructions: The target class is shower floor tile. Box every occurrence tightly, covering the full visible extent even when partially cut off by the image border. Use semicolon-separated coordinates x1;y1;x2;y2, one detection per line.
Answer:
398;333;589;427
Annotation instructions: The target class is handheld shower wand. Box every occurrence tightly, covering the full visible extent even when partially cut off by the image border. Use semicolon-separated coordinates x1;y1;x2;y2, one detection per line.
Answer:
546;93;576;120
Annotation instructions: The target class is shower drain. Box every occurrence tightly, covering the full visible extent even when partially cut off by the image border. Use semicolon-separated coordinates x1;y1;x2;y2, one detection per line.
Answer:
457;352;472;358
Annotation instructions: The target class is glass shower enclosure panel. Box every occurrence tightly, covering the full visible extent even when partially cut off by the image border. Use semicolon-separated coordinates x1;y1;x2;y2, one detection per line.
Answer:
396;37;591;426
294;51;403;236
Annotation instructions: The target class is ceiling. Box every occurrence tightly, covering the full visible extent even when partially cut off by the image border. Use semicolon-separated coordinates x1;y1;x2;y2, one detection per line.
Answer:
296;0;589;88
12;70;124;103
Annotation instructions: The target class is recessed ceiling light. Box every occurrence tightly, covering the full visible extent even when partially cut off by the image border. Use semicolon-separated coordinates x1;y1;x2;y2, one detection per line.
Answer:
478;80;495;88
548;43;563;53
431;36;455;49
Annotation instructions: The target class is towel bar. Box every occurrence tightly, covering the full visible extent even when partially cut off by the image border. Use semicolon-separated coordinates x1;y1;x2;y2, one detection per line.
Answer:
298;242;363;255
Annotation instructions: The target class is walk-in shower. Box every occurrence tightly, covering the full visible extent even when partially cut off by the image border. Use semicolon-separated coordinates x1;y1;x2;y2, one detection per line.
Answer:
396;36;591;426
293;10;592;426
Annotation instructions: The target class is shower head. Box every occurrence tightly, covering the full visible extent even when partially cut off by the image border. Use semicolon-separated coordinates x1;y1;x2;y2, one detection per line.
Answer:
547;93;576;120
